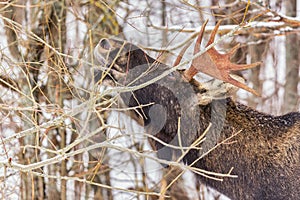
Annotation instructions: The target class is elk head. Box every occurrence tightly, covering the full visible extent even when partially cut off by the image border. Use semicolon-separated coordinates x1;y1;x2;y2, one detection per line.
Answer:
94;20;260;98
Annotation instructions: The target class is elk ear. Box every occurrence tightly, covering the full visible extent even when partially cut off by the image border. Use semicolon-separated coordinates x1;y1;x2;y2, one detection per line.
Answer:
94;38;113;65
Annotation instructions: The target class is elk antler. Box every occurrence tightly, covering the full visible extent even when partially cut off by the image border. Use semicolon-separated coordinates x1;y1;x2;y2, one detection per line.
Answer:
182;20;261;96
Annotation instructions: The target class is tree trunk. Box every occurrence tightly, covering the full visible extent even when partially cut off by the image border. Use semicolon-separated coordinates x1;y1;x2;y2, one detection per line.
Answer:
47;1;68;200
248;39;267;108
283;0;299;113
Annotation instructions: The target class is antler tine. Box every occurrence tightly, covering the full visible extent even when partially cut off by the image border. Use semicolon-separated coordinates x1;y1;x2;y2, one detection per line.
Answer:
206;20;222;47
173;19;209;68
194;19;209;55
226;43;263;71
183;20;209;81
226;75;260;96
226;43;240;58
173;40;192;67
230;61;262;71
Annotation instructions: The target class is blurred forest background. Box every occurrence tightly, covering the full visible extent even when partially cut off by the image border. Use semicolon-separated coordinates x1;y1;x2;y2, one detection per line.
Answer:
0;0;299;199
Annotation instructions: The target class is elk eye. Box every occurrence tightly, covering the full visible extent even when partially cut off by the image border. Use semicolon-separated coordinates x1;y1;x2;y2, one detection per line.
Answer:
99;38;111;50
117;56;128;65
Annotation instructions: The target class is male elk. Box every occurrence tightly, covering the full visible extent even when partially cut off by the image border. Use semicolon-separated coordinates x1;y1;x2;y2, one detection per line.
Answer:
93;21;300;200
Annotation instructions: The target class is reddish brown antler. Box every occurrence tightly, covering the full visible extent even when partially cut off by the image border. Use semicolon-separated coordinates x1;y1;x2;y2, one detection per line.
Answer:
183;20;261;96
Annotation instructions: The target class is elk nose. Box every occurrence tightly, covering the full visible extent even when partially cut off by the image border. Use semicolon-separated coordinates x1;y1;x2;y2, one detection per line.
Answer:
99;38;111;51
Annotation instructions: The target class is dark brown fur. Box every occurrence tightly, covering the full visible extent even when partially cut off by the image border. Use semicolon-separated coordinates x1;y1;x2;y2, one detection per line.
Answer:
94;39;300;200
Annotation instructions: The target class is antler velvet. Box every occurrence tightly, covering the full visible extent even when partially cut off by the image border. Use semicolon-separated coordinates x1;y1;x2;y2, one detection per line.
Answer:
178;20;261;96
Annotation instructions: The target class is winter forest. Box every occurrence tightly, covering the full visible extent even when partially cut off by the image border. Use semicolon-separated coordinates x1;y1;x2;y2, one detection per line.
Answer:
0;0;299;199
